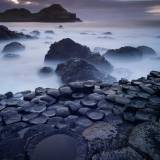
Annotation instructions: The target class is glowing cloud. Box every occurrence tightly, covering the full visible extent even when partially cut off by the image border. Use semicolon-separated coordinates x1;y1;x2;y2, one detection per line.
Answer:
10;0;20;4
147;5;160;16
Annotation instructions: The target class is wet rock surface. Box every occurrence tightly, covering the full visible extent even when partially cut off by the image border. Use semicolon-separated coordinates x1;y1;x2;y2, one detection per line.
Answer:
0;71;160;160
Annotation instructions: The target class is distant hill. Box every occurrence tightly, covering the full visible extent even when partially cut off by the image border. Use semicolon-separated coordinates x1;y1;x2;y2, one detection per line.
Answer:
0;4;81;22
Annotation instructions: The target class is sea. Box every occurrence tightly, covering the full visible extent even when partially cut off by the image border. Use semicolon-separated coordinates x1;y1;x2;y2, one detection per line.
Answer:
0;21;160;93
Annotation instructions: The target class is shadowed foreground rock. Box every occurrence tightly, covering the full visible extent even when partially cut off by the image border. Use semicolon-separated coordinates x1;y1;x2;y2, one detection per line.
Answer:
0;25;33;40
56;58;116;84
0;71;160;160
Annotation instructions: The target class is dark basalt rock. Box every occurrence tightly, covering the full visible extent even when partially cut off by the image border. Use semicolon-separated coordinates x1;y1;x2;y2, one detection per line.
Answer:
82;122;117;141
105;46;142;60
2;42;25;53
75;117;93;128
0;4;80;22
96;147;144;160
137;46;157;57
0;70;160;160
0;137;25;160
81;98;97;108
86;110;105;121
59;86;73;96
30;30;40;36
105;46;156;60
45;30;54;34
0;25;33;40
29;115;48;124
45;38;113;72
25;129;87;160
2;111;21;125
46;88;60;98
129;122;160;160
103;32;112;35
56;58;112;83
42;110;56;117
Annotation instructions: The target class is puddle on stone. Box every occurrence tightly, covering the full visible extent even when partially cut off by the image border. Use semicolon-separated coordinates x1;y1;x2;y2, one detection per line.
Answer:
32;134;77;160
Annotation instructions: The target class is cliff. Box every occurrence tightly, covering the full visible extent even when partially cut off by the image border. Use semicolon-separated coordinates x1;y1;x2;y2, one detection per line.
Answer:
0;4;81;22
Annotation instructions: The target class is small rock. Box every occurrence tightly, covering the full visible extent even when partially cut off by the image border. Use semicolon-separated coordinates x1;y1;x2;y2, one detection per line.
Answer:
29;115;48;124
46;88;60;98
81;98;97;108
75;117;93;128
59;86;73;96
86;110;105;121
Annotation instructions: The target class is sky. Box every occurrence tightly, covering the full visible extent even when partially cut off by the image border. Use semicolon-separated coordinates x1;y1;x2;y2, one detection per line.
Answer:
0;0;160;26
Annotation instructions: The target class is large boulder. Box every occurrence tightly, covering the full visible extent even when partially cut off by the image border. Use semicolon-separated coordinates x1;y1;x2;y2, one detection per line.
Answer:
105;46;156;60
2;42;25;53
56;58;115;84
45;38;113;72
0;25;33;40
105;46;143;60
137;46;157;57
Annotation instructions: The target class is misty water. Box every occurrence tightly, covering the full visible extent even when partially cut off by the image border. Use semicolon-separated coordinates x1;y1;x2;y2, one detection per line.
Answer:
0;21;160;93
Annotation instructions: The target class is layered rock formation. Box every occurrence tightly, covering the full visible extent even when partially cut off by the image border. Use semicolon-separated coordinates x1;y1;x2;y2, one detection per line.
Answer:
0;71;160;160
0;4;81;22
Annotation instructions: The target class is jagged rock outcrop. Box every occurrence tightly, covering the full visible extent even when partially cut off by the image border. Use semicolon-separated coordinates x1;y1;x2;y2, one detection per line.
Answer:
0;71;160;160
0;4;81;22
0;25;33;40
2;42;25;53
45;38;113;72
56;58;107;83
105;46;157;60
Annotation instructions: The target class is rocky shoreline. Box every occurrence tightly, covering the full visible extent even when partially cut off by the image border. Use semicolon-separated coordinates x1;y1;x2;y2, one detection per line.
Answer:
0;71;160;160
